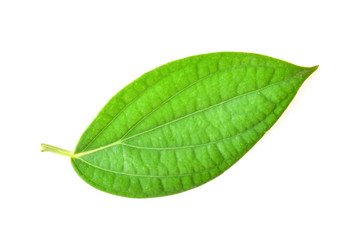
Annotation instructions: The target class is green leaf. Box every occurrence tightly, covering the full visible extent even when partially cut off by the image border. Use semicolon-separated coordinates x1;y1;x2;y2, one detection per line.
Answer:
41;52;318;198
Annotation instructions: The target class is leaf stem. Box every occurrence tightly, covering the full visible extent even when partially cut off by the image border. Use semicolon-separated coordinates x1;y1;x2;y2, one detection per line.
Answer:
41;144;74;158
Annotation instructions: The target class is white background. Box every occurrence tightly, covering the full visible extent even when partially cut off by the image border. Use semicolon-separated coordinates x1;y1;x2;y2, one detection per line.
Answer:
1;0;361;239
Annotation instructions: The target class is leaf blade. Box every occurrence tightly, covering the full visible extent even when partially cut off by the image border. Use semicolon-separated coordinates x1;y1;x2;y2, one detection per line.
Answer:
72;52;317;198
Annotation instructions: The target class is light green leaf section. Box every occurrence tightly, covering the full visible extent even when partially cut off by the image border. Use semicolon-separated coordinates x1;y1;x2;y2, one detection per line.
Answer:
71;52;317;198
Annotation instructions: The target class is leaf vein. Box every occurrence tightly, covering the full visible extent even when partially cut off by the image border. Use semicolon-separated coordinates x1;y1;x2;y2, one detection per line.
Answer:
122;70;307;143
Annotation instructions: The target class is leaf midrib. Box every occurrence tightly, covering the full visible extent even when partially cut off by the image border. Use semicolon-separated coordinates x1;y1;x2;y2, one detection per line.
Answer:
78;62;293;153
75;68;308;158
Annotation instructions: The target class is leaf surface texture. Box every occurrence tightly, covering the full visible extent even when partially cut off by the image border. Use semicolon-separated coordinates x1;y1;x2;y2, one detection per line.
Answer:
71;52;317;198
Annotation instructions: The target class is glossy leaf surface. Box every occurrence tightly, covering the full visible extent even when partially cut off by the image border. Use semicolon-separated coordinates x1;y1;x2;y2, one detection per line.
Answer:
70;52;317;198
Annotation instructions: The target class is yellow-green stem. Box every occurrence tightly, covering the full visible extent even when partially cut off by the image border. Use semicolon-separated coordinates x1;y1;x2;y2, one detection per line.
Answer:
41;144;74;158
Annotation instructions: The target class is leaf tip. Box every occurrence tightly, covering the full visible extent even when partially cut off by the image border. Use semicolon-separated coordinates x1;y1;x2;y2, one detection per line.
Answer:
310;65;319;72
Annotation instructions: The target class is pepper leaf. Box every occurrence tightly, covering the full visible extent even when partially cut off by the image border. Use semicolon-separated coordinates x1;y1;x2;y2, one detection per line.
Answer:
42;52;318;198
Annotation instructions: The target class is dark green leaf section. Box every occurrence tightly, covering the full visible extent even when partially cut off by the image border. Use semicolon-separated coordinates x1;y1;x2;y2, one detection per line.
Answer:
71;52;317;198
